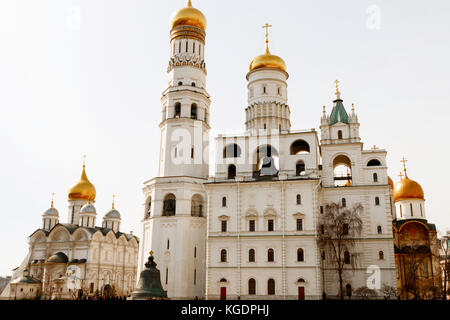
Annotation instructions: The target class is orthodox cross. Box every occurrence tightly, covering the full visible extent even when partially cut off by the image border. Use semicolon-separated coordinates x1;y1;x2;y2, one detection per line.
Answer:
262;23;272;45
371;145;378;150
400;157;408;171
398;172;404;180
82;154;87;166
335;80;340;93
112;194;117;209
51;192;55;208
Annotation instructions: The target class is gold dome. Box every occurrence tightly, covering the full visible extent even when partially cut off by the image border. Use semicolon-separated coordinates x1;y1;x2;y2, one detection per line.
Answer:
388;176;394;189
393;173;424;202
249;45;287;72
171;0;206;31
68;165;96;201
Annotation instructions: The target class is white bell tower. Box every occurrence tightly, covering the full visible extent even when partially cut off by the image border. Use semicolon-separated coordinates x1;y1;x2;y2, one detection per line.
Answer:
139;0;209;300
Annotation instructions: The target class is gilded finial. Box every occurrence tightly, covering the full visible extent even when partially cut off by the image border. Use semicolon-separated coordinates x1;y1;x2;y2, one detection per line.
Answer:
400;157;408;176
323;105;326;111
51;192;55;208
112;194;117;209
82;155;87;168
335;80;340;94
352;103;355;111
262;23;272;54
398;171;404;181
187;0;192;7
371;145;378;150
149;250;154;256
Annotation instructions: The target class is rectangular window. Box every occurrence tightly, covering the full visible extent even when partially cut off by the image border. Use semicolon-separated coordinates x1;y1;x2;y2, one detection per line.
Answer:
221;220;227;233
296;219;303;231
268;219;274;232
320;206;323;214
165;268;168;285
194;269;197;285
90;283;94;293
249;220;255;232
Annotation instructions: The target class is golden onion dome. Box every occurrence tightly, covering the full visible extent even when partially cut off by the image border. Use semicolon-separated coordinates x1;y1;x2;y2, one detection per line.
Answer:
393;173;424;202
249;45;287;73
171;0;206;31
68;165;96;201
388;176;394;189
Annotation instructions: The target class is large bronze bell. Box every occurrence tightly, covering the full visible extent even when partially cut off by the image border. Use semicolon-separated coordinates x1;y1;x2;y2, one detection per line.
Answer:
259;156;279;177
131;252;167;300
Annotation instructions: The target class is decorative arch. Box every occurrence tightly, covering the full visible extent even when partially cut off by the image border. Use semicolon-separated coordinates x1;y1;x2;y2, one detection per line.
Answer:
227;164;237;179
332;154;352;187
290;140;310;155
72;228;90;241
48;226;71;242
162;193;176;216
191;194;204;217
296;160;306;176
367;159;382;166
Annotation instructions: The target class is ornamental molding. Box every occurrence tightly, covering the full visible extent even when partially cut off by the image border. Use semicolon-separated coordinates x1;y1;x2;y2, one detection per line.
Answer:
168;53;207;74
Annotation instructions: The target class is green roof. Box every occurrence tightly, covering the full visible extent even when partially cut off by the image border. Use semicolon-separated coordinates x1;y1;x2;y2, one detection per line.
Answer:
329;99;349;125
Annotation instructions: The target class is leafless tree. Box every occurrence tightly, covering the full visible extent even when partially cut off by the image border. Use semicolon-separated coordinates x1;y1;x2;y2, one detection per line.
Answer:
438;233;450;300
318;202;363;300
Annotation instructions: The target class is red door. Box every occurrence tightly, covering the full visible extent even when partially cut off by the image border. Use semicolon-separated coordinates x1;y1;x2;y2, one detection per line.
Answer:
220;287;226;300
298;287;305;300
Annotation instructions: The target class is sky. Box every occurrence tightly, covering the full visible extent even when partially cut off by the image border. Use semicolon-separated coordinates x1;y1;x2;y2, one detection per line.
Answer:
0;0;449;276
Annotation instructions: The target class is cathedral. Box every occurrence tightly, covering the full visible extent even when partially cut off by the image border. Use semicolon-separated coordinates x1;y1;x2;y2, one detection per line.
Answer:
139;1;441;300
1;163;139;300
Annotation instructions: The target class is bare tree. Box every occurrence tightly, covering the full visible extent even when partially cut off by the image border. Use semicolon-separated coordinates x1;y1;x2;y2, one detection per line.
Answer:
318;202;363;300
439;233;450;300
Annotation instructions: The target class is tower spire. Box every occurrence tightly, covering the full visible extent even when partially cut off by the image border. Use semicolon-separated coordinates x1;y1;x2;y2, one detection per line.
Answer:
334;79;342;100
112;194;117;209
262;23;272;54
187;0;192;7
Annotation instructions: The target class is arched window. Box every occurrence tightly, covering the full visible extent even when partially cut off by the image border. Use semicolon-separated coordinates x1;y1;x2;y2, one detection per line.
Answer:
223;144;241;158
375;197;380;206
367;159;381;166
221;220;227;233
249;220;255;232
268;248;274;262
379;251;384;260
227;165;236;179
191;82;196;87
344;251;350;264
290;140;310;155
333;155;352;187
174;103;181;118
190;104;197;119
277;87;281;95
321;250;326;260
191;194;204;217
338;130;343;139
178;81;183;86
420;204;423;217
377;225;382;234
342;198;346;207
297;248;304;262
373;173;378;182
296;194;302;205
220;249;227;262
263;86;267;94
296;161;306;176
162;194;176;216
222;197;227;207
145;197;152;218
268;279;275;295
248;278;256;295
249;249;255;262
220;278;227;283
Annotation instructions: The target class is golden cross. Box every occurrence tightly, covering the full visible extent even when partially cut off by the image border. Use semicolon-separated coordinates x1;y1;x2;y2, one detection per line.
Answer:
400;157;408;171
335;80;340;93
371;145;378;150
149;250;154;256
51;192;55;208
82;155;87;166
398;171;404;180
112;194;117;209
262;23;272;45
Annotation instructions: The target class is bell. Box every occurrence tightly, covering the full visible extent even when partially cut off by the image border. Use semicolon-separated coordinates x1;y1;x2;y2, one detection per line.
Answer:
259;156;279;177
131;252;167;300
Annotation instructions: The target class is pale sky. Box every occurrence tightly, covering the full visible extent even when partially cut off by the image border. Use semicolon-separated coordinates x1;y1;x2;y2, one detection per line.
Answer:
0;0;449;276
